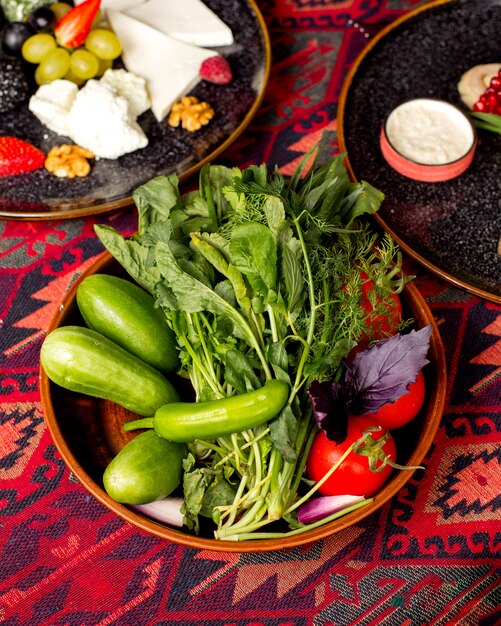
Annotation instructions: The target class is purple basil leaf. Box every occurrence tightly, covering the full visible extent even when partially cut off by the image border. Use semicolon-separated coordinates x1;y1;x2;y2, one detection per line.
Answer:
345;325;432;415
307;380;349;443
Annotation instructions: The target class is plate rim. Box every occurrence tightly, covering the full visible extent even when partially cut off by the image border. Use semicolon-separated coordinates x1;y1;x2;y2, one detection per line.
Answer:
39;251;447;553
1;0;272;221
337;0;501;305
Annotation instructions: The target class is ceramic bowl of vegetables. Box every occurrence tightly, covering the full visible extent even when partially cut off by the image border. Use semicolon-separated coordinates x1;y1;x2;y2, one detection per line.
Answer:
40;152;447;552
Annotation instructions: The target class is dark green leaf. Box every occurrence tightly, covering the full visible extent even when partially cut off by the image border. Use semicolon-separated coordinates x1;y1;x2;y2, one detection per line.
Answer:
269;405;297;463
267;341;291;384
263;195;286;235
342;181;384;227
200;476;236;518
94;224;160;293
132;175;181;234
229;222;277;293
214;280;237;307
155;242;253;341
224;349;261;393
280;233;305;317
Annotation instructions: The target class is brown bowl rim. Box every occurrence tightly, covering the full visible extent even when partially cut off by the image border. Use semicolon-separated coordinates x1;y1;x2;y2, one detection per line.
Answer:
39;251;447;552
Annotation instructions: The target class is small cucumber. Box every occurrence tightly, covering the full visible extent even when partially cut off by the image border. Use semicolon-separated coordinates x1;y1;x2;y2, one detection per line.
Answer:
103;430;186;505
76;274;180;373
41;326;179;416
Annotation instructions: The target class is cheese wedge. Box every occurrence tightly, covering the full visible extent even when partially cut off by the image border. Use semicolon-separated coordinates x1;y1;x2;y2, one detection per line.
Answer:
107;10;214;121
126;0;233;47
75;0;145;11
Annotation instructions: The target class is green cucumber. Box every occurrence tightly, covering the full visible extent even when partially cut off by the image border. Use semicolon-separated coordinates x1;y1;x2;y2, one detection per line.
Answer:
41;326;179;416
103;430;186;505
76;274;180;373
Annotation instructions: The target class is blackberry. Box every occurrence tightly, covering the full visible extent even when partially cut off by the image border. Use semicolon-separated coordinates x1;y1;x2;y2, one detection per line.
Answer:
0;57;29;113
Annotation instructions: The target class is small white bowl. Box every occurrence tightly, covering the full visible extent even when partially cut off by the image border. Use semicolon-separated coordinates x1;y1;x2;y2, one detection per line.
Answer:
380;98;477;182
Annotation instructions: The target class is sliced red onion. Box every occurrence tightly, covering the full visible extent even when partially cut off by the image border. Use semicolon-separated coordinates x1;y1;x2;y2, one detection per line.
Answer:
131;497;184;527
297;494;365;524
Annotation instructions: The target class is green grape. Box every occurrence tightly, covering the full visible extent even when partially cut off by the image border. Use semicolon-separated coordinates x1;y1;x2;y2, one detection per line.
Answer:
96;57;112;77
91;8;102;29
35;64;49;86
64;70;85;86
70;49;99;80
50;2;72;21
84;29;122;60
22;33;57;64
37;47;70;82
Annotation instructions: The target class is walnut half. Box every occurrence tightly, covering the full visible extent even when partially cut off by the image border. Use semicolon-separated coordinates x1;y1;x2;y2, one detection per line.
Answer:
45;144;95;178
168;96;215;132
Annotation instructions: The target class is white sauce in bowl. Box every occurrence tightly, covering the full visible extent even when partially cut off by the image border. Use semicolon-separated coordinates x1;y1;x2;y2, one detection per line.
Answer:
385;99;475;165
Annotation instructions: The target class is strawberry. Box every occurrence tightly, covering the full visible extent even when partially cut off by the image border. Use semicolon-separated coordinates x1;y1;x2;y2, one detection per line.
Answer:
54;0;101;49
0;137;46;177
199;55;233;85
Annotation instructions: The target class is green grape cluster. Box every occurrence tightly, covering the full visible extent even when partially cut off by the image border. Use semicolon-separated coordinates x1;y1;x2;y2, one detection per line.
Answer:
21;4;121;86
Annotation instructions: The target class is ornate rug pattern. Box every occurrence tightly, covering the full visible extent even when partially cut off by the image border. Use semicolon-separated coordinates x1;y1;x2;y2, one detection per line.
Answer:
1;1;500;624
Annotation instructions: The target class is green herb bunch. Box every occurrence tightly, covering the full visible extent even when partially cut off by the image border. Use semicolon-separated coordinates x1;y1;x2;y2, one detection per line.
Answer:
95;148;405;540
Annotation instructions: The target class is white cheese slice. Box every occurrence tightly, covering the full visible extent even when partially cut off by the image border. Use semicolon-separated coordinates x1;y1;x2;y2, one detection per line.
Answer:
126;0;234;47
75;0;145;11
107;10;214;122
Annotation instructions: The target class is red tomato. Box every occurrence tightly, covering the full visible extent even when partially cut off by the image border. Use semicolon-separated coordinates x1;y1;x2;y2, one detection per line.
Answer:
362;370;426;430
305;415;396;497
361;283;402;337
349;271;403;354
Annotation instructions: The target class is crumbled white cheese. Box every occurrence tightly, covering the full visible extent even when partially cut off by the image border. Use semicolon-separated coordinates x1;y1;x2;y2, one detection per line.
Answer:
67;80;148;159
28;71;150;159
28;80;78;136
100;68;150;117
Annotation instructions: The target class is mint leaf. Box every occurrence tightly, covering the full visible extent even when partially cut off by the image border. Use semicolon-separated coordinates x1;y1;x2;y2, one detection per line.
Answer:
132;175;181;235
229;221;277;293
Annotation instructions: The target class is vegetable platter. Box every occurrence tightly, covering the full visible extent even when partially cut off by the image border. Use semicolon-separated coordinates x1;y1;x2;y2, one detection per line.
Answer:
40;152;446;552
0;0;270;219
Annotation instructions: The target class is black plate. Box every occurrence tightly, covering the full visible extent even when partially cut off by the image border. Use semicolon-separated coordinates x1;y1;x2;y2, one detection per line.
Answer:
339;0;501;303
0;0;270;220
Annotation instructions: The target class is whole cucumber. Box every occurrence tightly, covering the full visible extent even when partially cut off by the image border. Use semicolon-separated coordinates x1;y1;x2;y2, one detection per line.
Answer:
103;430;186;505
41;326;179;416
76;274;180;373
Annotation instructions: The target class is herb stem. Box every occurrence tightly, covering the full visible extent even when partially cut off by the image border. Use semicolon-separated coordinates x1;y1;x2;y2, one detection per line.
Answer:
193;313;225;397
289;216;316;396
266;304;279;343
220;499;373;541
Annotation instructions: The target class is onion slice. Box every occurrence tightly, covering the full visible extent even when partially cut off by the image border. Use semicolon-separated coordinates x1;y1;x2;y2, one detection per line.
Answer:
297;494;365;524
131;497;184;527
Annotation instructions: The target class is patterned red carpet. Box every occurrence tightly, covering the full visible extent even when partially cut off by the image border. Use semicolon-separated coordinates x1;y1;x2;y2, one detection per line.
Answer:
1;1;500;624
